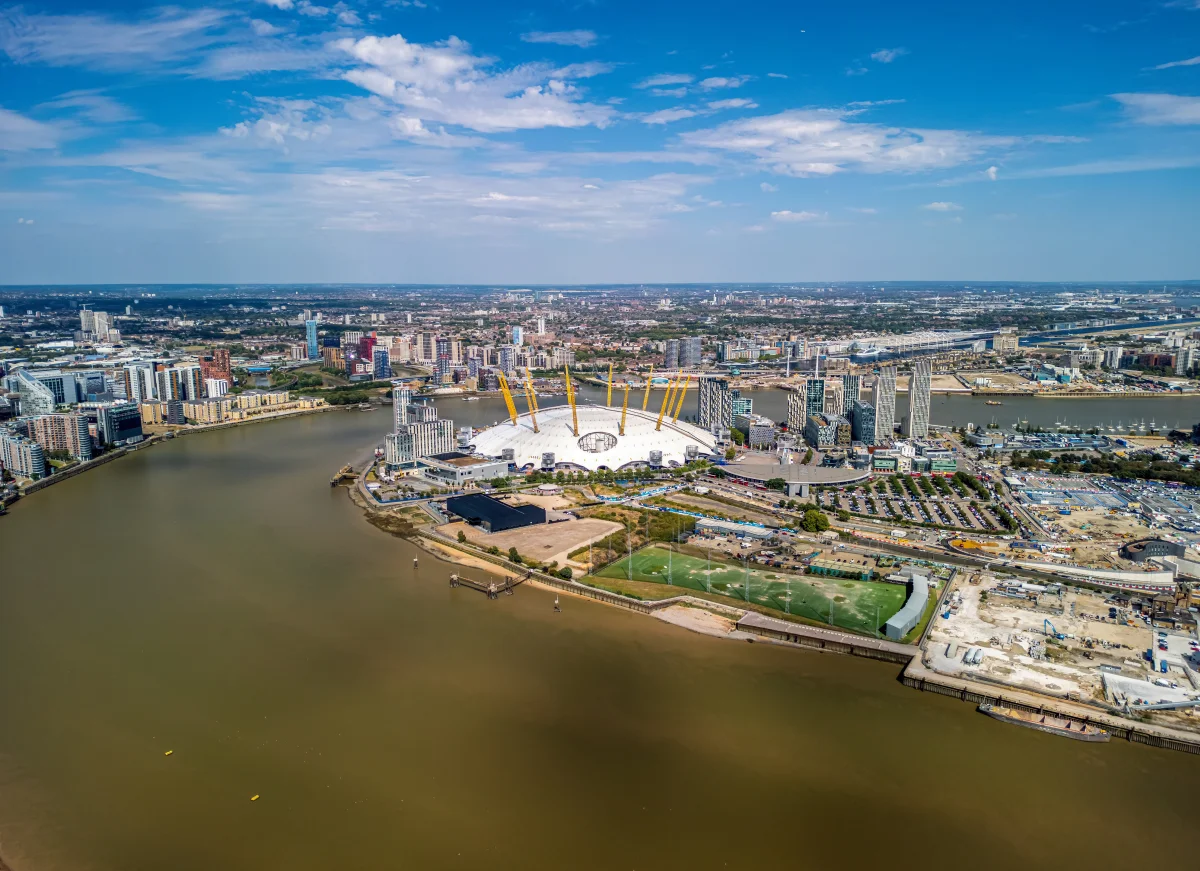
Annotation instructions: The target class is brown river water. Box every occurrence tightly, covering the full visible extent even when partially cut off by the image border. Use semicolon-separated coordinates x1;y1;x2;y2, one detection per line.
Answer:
0;407;1194;870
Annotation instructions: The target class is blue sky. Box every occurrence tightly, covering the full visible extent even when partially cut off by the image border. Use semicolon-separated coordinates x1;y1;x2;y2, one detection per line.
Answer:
1;0;1198;283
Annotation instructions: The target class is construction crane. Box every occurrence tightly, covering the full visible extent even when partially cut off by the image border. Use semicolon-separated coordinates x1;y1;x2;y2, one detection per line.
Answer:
671;374;690;423
497;371;519;426
563;365;580;436
641;365;654;410
522;370;539;433
619;380;631;436
606;361;614;407
655;373;680;432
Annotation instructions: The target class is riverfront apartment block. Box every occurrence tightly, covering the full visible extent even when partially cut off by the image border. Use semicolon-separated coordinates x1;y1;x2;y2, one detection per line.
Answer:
27;413;93;461
0;431;47;480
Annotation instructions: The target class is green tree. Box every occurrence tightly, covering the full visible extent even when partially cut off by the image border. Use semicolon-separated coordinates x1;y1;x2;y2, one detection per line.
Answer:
558;566;573;580
765;477;787;491
724;447;737;460
508;547;522;564
836;509;850;521
457;530;467;544
801;509;830;534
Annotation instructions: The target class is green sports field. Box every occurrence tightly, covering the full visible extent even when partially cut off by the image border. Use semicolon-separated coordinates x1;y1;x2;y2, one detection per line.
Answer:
597;545;906;635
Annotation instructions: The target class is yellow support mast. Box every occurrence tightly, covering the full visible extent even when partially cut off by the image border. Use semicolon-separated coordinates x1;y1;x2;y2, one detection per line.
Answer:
522;375;539;433
497;371;519;426
619;380;631;436
641;365;654;410
671;375;691;423
655;374;679;432
606;362;614;407
525;368;540;414
563;365;580;436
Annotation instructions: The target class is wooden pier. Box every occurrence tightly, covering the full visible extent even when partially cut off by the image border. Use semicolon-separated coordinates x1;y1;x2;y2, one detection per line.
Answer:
449;571;530;599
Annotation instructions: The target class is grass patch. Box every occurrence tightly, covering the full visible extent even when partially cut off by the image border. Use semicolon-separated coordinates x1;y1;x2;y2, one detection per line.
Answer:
597;544;905;636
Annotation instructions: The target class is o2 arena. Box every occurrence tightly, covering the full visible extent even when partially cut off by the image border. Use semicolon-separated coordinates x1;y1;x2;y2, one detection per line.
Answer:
467;371;718;473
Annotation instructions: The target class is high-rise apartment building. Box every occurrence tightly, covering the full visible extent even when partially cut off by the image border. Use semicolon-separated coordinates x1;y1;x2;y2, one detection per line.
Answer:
123;363;156;403
903;359;932;439
823;379;844;417
97;402;144;445
536;317;546;336
841;374;861;408
393;387;411;432
512;326;524;346
306;320;319;360
874;366;897;443
373;347;392;379
10;369;57;416
28;413;93;460
680;336;702;369
0;431;46;479
850;400;876;446
664;339;680;370
697;377;732;431
803;377;825;419
385;419;454;465
93;312;112;342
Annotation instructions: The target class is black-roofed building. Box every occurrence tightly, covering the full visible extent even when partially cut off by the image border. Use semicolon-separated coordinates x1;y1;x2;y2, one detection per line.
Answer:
445;493;546;533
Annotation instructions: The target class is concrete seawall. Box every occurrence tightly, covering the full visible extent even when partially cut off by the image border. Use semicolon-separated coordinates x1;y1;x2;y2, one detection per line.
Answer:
904;661;1200;755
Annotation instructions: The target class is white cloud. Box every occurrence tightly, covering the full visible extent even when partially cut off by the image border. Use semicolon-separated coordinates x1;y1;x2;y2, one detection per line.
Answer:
0;7;228;71
257;0;294;9
923;201;962;211
708;98;757;110
771;209;823;222
0;105;61;150
250;19;283;36
297;3;331;18
1113;92;1200;124
845;66;868;77
639;108;697;125
848;207;877;214
1150;55;1200;70
37;90;137;123
17;217;35;224
635;73;693;88
985;165;998;180
767;72;788;79
336;32;614;132
870;47;908;63
520;30;598;48
334;3;362;26
698;75;751;90
682;107;1029;177
760;182;778;192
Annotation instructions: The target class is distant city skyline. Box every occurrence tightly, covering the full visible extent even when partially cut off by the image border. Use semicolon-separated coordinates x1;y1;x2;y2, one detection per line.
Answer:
1;1;1198;282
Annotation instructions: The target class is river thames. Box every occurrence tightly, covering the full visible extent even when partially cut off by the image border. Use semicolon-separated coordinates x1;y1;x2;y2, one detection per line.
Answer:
0;408;1196;870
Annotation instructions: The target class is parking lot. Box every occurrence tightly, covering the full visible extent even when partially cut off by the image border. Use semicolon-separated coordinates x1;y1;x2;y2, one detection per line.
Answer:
818;476;1008;533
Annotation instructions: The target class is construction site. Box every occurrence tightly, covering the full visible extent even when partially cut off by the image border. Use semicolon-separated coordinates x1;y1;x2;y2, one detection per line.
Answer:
925;570;1200;732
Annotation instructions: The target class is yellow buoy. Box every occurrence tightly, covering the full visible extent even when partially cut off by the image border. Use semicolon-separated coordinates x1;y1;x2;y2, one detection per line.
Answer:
164;750;173;756
250;795;260;801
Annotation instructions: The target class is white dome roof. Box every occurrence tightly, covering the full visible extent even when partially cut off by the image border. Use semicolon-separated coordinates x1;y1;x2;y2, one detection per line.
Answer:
469;403;718;471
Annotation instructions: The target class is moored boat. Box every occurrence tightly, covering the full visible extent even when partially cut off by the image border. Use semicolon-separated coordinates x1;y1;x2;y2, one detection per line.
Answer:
978;702;1109;742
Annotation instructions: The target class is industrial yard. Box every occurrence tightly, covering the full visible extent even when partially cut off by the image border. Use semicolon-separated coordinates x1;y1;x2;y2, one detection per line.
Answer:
926;571;1200;729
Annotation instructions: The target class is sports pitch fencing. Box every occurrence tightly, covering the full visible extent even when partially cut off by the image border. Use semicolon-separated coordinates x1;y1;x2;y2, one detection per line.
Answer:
596;545;905;635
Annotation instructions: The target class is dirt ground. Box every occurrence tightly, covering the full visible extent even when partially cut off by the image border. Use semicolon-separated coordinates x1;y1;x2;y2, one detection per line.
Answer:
444;517;623;566
928;573;1153;702
1053;508;1153;542
652;604;736;638
664;493;778;526
511;493;574;510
